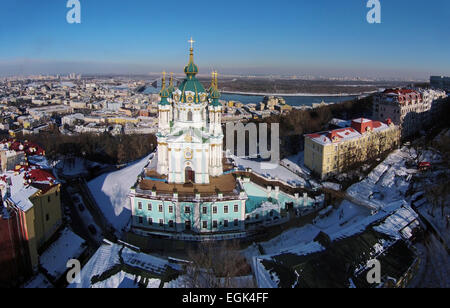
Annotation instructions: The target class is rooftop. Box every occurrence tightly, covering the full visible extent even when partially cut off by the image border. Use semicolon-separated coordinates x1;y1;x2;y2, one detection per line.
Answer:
138;172;239;199
305;118;391;145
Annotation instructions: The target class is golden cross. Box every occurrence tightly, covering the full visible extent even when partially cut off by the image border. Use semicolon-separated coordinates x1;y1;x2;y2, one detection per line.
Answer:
188;37;195;49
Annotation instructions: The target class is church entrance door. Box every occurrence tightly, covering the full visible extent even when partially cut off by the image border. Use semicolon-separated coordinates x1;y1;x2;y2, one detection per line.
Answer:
185;167;195;183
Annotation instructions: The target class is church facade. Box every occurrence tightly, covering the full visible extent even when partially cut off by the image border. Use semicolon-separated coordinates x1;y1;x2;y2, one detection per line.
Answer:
129;41;247;236
156;44;224;184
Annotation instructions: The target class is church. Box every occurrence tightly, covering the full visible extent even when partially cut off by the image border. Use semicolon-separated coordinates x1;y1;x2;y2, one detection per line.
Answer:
129;39;248;236
156;38;224;184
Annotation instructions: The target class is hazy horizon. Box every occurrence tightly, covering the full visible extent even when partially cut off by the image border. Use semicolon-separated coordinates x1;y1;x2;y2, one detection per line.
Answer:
1;0;449;80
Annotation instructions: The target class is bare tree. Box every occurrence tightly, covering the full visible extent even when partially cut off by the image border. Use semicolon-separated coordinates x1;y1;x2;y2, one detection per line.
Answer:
182;241;254;288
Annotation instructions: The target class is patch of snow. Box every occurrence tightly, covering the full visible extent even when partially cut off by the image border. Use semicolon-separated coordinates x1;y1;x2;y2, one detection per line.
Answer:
232;155;307;186
88;154;152;231
40;228;87;280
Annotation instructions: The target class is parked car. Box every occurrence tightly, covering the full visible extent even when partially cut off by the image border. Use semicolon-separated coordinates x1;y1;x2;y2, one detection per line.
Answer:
77;202;85;212
88;225;97;235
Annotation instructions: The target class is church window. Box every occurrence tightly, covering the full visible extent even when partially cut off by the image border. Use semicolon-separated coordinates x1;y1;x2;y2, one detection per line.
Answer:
148;218;153;225
188;111;193;121
224;220;229;227
224;205;229;214
234;219;239;227
202;221;208;229
138;202;142;210
169;206;173;213
202;207;207;214
138;216;143;224
185;206;191;214
159;219;164;227
159;204;163;213
213;206;217;214
147;204;152;211
213;220;218;228
234;205;239;213
169;220;174;228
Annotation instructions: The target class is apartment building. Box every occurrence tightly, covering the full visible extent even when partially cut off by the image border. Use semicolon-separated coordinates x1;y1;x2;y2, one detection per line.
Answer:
304;118;400;179
373;88;447;138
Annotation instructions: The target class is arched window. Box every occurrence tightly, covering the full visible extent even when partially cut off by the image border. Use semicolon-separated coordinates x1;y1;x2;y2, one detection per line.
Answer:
187;111;193;122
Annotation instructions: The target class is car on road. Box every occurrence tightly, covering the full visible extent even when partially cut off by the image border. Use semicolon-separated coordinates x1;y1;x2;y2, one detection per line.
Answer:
72;195;81;203
88;225;97;235
77;202;85;212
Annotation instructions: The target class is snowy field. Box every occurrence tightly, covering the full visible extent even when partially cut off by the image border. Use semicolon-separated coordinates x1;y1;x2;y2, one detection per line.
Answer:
56;157;104;177
40;228;87;280
87;154;152;231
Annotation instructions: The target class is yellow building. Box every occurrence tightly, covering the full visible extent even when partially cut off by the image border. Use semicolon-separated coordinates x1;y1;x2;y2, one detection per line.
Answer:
304;118;400;179
5;170;62;270
106;116;139;125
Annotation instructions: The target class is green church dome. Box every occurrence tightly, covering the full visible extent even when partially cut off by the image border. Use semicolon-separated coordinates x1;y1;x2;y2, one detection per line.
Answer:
177;39;207;104
209;71;221;106
159;72;170;106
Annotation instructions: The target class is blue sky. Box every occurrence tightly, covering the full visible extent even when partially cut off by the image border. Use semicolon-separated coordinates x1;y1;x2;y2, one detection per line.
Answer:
0;0;449;78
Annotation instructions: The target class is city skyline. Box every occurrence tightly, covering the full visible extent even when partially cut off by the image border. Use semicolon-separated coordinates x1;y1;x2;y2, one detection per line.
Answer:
1;0;449;79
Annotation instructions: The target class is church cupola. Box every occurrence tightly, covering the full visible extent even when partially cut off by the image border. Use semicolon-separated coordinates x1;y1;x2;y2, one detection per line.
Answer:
209;71;221;106
184;38;199;77
159;72;170;106
167;72;175;97
177;38;207;104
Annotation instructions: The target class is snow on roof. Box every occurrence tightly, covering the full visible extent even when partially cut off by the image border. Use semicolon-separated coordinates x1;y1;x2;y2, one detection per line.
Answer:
40;228;87;280
91;271;161;288
0;161;58;211
247;201;280;216
352;118;371;124
306;118;390;145
69;243;122;288
70;242;177;288
374;206;419;239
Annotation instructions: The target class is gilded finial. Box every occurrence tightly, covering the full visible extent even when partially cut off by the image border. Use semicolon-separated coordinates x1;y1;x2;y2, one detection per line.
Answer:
162;71;166;88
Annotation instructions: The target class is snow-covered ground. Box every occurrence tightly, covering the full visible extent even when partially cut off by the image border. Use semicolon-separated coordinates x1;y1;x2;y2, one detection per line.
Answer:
40;228;87;280
231;155;308;186
87;154;152;231
55;157;106;177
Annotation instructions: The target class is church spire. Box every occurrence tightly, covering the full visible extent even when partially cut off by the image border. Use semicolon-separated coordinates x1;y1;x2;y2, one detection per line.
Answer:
184;37;199;77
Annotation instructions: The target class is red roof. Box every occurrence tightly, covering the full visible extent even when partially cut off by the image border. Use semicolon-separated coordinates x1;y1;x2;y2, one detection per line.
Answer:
26;169;56;183
418;162;431;168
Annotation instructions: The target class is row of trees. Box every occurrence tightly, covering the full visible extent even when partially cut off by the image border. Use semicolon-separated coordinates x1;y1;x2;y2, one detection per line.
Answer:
251;96;374;157
11;127;157;165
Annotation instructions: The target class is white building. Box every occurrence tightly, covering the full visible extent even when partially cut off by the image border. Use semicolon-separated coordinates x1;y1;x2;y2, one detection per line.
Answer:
373;88;447;137
156;45;224;185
